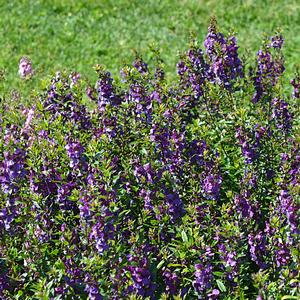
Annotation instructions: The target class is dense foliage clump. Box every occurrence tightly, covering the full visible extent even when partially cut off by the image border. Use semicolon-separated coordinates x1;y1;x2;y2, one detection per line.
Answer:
0;21;299;299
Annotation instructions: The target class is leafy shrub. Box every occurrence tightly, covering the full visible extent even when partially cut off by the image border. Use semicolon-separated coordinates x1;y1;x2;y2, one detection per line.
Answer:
0;19;299;299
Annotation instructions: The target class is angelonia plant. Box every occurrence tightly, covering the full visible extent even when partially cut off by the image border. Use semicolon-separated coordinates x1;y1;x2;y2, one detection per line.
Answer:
0;18;299;299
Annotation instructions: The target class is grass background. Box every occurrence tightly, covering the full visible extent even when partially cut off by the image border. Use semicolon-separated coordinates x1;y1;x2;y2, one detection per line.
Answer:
1;0;300;100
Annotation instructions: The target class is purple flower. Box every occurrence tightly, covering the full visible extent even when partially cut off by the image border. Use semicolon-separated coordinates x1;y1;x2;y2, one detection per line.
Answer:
96;70;119;111
90;218;115;254
165;191;185;223
134;162;161;184
86;85;97;101
127;260;155;298
18;56;32;78
218;243;239;282
248;232;267;269
193;263;213;294
154;66;165;81
278;189;299;234
0;148;27;194
234;191;256;219
57;182;77;210
22;107;35;132
208;289;220;299
271;98;293;134
290;75;300;98
150;90;162;103
63;257;84;288
203;173;222;200
139;188;154;211
252;48;284;103
236;126;266;164
128;83;152;123
29;166;60;197
65;140;85;169
69;72;81;87
204;23;243;88
133;57;148;74
0;267;10;297
43;75;92;129
162;269;180;295
85;283;103;300
189;139;207;166
275;243;291;267
270;35;284;49
0;207;16;231
79;195;91;220
177;46;209;98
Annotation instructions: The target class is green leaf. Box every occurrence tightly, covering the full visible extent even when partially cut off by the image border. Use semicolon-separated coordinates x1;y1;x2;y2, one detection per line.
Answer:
157;260;165;270
213;271;224;277
181;230;188;243
216;279;226;292
167;263;182;268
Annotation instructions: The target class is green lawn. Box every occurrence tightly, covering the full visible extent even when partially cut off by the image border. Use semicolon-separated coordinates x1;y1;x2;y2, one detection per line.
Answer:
1;0;300;101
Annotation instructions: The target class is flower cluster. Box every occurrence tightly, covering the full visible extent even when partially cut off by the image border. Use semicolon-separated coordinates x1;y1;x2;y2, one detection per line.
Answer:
0;21;299;299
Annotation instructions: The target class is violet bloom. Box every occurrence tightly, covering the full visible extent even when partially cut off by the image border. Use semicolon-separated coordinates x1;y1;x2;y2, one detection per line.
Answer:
79;195;91;220
150;90;162;104
0;207;16;231
90;219;115;254
203;172;222;200
279;189;299;234
69;72;81;87
290;75;300;98
18;57;32;78
86;85;96;101
154;66;165;81
57;182;77;211
22;107;35;132
96;71;116;111
275;242;291;267
252;48;284;103
193;263;213;294
236;126;263;164
0;268;10;297
65;140;85;169
30;167;60;197
128;83;152;123
177;60;188;78
271;98;293;134
134;163;159;184
0;148;27;194
133;57;148;74
128;262;155;298
63;257;83;288
270;34;284;49
189;139;207;166
177;47;209;98
218;244;238;282
288;144;300;187
208;289;220;299
204;24;243;88
165;192;185;223
162;269;180;295
43;76;92;130
248;232;267;269
139;188;154;211
234;191;256;219
85;283;103;300
150;124;171;159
